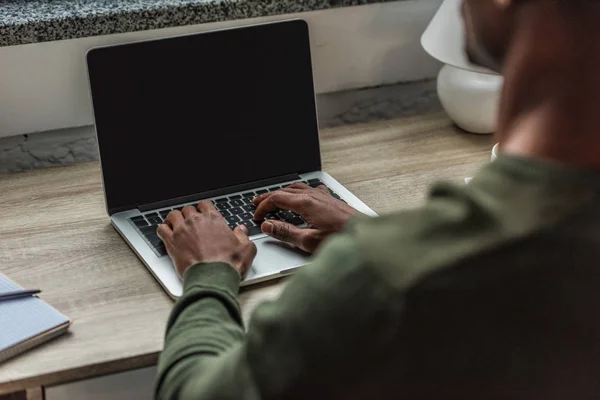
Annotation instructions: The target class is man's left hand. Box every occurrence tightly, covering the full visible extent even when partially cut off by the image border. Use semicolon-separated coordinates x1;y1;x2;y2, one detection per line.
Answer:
157;201;257;278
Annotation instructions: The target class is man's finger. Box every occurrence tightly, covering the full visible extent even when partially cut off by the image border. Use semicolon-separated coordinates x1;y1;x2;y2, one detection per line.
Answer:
285;182;311;190
165;210;185;229
316;184;330;194
233;224;249;241
262;222;321;253
182;205;198;219
254;187;305;206
197;200;218;215
261;220;307;247
279;187;307;195
253;191;275;206
237;241;258;278
254;191;305;221
156;223;173;243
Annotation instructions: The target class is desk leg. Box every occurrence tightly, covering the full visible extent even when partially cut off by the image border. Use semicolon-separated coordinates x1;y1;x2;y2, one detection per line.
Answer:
26;388;44;400
0;388;44;400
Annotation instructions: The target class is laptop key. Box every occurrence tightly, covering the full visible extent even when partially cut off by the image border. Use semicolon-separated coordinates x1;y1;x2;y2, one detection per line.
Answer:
216;202;232;210
243;204;256;212
230;207;244;215
255;189;268;195
145;233;163;247
268;186;280;192
145;212;159;218
229;195;242;200
228;223;237;230
133;219;148;227
264;214;281;221
277;211;295;221
220;210;231;217
140;225;159;235
287;217;305;226
242;192;255;198
241;220;255;228
147;216;162;225
239;213;254;221
215;197;229;203
131;216;145;221
156;246;168;257
230;199;244;207
226;215;240;224
159;210;171;219
247;225;263;236
242;197;253;205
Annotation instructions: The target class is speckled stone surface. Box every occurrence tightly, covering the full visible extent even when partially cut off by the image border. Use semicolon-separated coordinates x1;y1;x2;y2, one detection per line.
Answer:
0;80;441;173
0;0;398;47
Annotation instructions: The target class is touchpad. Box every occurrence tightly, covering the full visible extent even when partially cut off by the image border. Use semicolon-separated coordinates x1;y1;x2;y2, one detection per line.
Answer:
243;237;310;283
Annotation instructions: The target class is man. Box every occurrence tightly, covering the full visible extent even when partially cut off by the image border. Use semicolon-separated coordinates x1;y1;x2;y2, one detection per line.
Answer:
155;0;600;398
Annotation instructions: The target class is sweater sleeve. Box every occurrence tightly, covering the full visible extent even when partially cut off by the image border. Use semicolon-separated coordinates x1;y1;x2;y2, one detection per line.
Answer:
155;233;401;400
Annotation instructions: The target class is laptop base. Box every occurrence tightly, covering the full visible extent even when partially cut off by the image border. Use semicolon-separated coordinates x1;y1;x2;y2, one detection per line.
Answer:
111;171;376;299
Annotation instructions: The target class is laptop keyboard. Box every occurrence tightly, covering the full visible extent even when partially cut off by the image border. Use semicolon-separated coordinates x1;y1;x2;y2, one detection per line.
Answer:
129;179;343;257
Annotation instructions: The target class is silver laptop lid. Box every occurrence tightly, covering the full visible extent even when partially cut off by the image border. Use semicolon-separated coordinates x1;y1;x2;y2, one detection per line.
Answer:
86;20;321;216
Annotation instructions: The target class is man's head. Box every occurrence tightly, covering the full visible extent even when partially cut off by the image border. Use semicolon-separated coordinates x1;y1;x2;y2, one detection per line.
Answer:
462;0;515;72
462;0;599;72
461;0;600;165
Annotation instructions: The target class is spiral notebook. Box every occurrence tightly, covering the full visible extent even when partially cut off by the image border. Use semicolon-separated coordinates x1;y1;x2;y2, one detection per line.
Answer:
0;274;71;363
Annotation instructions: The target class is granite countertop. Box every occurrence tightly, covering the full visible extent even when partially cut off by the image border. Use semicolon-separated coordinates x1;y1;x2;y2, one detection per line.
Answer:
0;0;396;47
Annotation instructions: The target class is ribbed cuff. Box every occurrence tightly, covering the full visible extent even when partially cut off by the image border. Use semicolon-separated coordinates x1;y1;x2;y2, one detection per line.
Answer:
182;262;241;296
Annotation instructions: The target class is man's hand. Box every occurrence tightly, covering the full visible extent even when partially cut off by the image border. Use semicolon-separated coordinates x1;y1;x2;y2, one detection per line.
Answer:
253;183;361;254
157;201;257;278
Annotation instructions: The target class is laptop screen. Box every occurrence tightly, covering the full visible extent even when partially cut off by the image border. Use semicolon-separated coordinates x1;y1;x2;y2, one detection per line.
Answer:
87;20;320;215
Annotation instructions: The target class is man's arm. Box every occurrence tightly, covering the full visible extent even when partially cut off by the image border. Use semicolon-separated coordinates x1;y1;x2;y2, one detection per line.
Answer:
154;263;255;400
155;233;400;399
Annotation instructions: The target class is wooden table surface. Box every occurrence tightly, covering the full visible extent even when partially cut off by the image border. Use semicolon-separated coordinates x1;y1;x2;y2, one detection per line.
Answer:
0;113;494;394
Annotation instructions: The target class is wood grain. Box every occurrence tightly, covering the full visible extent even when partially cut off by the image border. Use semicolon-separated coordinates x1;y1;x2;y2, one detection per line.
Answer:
0;113;494;394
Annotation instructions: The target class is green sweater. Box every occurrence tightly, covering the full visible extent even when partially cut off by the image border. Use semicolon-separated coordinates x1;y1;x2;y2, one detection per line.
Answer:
155;155;600;399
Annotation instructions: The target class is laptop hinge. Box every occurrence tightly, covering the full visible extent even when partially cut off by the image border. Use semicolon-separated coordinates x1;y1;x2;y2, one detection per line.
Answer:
138;173;301;212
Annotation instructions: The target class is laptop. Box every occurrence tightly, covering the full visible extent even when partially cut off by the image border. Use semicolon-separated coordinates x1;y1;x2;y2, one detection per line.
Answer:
86;20;377;299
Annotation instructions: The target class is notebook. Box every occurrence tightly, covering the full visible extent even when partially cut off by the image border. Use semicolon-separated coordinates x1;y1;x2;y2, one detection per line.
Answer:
0;274;71;363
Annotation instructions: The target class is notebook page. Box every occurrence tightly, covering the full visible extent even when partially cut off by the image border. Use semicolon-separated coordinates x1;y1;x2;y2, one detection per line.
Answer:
0;274;69;352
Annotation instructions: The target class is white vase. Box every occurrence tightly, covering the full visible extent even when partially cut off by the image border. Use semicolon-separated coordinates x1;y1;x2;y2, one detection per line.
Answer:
437;64;503;134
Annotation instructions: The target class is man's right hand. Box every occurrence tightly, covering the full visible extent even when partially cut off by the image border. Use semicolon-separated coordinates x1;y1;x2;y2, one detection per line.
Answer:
253;183;362;254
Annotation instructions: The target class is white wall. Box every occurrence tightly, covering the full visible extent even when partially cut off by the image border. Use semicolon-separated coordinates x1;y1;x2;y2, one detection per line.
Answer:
0;0;442;138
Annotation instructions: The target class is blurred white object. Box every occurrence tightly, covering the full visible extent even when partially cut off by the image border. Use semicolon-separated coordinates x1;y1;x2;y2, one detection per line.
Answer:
421;0;503;134
465;143;500;183
437;65;502;134
491;143;499;161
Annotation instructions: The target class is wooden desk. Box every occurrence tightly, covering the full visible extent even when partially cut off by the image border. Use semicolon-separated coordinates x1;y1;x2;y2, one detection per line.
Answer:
0;113;494;395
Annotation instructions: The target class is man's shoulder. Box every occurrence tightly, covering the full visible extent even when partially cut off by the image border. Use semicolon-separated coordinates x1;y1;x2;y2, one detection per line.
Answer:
313;155;600;286
345;155;600;291
348;181;530;291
